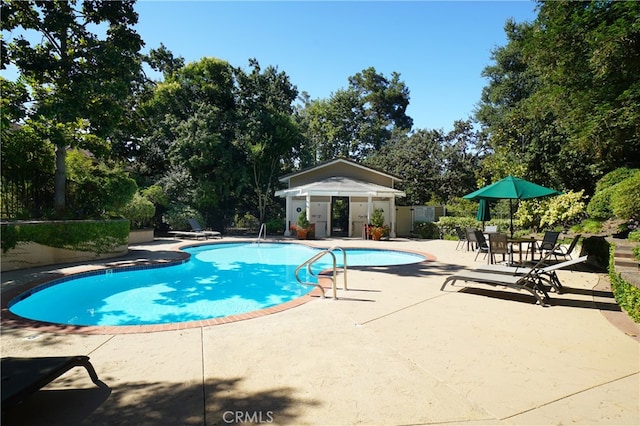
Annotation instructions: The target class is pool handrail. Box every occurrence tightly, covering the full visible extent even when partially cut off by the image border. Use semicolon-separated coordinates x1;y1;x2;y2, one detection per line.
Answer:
256;223;267;243
295;246;347;300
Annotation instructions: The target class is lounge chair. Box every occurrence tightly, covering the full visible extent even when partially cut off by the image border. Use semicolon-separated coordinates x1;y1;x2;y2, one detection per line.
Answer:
1;356;102;408
474;255;589;294
168;230;207;240
188;219;221;239
441;254;558;305
441;269;549;306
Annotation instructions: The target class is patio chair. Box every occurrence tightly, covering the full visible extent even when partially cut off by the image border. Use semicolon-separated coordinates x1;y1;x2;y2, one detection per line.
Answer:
441;257;551;306
466;228;478;251
188;218;221;239
455;227;468;250
488;232;513;265
549;234;581;261
1;356;102;408
473;230;490;261
528;231;560;261
474;254;589;294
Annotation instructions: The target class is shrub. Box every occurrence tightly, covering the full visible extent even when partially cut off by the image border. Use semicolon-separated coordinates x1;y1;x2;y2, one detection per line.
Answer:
586;187;615;220
596;167;637;192
265;218;285;234
164;204;203;230
297;210;309;229
609;246;640;323
518;191;586;230
571;219;603;234
370;208;385;227
611;171;640;220
414;221;440;239
1;220;129;254
436;216;480;238
119;192;156;229
234;212;259;229
539;190;586;229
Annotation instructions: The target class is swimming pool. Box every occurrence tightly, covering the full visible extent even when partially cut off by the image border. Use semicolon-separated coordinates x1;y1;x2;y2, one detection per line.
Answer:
8;242;425;327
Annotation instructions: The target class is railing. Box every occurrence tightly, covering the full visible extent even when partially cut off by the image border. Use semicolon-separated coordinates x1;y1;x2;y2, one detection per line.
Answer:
294;246;348;299
256;223;266;243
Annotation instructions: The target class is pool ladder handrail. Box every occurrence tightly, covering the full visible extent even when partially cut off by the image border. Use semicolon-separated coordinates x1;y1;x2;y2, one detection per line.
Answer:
256;223;267;243
295;246;348;299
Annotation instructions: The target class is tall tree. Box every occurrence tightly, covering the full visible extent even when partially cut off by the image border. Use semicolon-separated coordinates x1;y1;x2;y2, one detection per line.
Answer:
301;67;413;163
476;1;640;193
140;57;239;229
366;129;444;205
1;0;144;216
235;59;300;223
529;0;640;176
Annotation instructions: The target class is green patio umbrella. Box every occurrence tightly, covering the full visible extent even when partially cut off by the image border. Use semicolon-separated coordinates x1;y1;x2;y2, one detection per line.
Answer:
476;199;491;229
464;175;562;237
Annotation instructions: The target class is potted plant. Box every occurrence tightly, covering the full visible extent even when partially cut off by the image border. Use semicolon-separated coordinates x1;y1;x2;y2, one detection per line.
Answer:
369;208;386;241
296;210;310;239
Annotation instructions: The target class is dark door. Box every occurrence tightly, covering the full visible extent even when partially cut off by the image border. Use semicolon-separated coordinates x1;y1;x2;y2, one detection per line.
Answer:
331;197;349;237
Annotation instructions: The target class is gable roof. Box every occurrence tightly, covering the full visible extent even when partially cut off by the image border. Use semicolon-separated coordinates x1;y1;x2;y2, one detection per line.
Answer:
274;176;405;198
278;158;402;183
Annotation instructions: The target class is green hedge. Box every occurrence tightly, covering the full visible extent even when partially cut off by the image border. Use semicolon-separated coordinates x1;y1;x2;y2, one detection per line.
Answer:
414;221;440;239
435;217;514;239
609;245;640;323
1;220;130;255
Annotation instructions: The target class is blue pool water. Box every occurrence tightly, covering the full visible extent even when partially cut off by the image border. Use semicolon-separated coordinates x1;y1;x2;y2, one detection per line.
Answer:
9;242;425;327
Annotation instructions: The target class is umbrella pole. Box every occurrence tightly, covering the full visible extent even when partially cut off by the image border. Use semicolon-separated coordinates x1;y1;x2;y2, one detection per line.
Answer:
510;200;514;238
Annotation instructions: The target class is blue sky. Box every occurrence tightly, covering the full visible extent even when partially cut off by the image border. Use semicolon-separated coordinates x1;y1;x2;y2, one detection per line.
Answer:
2;1;539;132
134;1;538;132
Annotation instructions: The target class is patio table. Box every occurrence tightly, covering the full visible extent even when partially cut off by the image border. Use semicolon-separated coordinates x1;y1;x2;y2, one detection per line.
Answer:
508;237;538;264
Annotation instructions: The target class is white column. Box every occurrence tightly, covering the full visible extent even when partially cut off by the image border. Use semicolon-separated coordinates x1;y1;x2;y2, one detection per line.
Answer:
305;194;311;221
390;197;397;238
284;196;292;236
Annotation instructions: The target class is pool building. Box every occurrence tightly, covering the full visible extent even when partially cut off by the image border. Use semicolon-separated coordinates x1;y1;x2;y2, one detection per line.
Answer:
275;158;407;238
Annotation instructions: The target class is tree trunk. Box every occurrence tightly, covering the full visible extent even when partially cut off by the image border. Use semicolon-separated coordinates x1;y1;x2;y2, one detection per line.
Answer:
54;144;67;217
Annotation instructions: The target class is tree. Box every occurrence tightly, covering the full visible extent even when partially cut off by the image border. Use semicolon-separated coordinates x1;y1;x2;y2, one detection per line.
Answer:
366;129;444;205
1;0;144;216
530;0;640;174
235;59;300;223
301;67;413;163
476;1;640;193
159;57;240;229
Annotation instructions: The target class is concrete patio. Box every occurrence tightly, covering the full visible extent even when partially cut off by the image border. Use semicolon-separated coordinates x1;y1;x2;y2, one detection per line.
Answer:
1;237;638;425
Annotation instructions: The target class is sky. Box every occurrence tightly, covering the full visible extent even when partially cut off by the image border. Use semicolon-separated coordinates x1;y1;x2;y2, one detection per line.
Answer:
2;1;539;133
133;1;539;132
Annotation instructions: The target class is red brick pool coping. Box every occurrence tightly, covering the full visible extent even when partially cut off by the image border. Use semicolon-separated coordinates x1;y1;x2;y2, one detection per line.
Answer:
1;241;436;335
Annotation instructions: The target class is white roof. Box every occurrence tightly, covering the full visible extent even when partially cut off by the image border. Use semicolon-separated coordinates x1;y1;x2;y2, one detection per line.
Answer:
275;176;405;198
